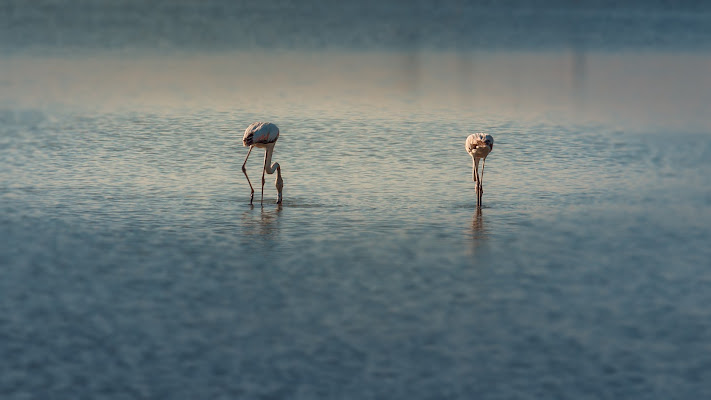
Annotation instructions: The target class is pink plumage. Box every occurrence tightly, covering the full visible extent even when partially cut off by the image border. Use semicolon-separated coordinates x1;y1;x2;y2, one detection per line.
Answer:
243;122;280;147
465;132;494;158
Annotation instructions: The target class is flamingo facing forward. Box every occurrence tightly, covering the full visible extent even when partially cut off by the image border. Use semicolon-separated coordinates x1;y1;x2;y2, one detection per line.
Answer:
242;122;283;205
465;133;494;207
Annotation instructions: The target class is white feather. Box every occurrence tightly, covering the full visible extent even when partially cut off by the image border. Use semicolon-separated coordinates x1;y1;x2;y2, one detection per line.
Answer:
244;122;280;147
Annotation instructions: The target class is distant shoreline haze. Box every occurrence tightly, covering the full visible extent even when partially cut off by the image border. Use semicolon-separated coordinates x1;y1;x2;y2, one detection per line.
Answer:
2;0;711;53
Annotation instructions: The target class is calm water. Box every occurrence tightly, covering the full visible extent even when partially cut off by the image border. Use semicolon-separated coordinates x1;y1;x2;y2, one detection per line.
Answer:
3;0;711;52
2;2;711;400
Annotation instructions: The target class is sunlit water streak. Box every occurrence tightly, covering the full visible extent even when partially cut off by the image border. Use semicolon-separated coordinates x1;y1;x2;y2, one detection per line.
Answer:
1;50;711;399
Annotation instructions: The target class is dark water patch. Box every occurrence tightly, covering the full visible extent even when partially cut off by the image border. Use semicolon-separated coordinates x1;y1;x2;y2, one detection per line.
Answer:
3;1;711;53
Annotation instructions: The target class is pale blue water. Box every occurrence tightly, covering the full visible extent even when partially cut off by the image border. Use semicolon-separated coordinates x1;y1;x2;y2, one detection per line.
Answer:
2;2;711;400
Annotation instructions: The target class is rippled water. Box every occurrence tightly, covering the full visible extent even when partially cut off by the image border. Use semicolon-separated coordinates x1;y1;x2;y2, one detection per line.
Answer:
2;45;711;400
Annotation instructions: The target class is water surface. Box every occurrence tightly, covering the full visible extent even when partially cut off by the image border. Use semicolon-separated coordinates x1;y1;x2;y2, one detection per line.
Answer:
2;3;711;399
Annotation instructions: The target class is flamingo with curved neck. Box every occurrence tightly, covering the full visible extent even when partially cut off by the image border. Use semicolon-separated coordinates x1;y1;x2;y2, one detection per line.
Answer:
465;133;494;207
241;122;283;205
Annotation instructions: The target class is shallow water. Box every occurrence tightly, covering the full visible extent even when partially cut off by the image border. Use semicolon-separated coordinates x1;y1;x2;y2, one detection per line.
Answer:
3;9;711;399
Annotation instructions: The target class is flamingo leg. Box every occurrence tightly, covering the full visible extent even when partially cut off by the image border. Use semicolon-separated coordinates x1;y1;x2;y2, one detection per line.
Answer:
473;157;482;207
242;146;255;204
477;183;482;208
479;158;487;206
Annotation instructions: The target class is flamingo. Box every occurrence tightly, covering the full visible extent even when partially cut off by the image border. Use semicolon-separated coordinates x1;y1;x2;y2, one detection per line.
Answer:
241;122;283;205
465;133;494;207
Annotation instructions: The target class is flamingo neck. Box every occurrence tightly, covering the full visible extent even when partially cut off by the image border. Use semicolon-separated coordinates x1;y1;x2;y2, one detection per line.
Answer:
266;162;280;174
263;146;280;174
265;145;283;203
